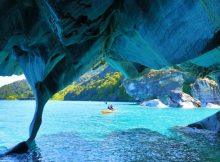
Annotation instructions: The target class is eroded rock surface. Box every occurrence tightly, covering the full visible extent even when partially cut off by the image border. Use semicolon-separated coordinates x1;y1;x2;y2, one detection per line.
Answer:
123;69;185;101
123;69;201;108
191;78;220;106
1;0;220;152
140;99;168;108
167;90;201;108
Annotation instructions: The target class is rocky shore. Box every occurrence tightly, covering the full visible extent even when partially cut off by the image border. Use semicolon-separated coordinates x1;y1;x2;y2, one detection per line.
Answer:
123;69;220;108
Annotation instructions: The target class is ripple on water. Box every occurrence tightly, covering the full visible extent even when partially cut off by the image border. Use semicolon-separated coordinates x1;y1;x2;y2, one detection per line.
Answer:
2;128;220;162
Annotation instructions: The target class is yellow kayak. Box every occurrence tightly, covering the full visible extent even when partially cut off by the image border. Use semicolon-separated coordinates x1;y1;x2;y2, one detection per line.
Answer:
101;109;117;114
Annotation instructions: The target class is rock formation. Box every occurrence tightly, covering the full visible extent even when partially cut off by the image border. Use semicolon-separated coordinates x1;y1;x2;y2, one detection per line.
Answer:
140;99;168;108
1;0;220;153
167;90;201;108
123;69;203;108
123;69;220;107
191;78;220;106
123;69;185;101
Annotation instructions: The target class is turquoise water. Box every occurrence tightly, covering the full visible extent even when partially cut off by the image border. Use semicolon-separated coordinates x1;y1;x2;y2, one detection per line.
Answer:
0;101;220;161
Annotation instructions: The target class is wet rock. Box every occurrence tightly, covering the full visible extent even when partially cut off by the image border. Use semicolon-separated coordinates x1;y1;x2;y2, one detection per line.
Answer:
189;112;220;132
1;0;220;140
140;99;167;108
6;141;29;155
188;123;204;129
205;103;220;108
0;130;206;162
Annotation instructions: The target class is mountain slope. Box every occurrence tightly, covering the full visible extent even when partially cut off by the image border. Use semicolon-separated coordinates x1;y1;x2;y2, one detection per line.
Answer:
52;65;134;101
0;65;134;101
0;80;33;100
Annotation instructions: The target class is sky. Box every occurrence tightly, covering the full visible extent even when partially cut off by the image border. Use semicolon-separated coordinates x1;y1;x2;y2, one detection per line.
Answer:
0;74;26;87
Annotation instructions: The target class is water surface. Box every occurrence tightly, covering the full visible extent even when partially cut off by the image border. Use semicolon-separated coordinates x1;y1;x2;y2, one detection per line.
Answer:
0;101;220;161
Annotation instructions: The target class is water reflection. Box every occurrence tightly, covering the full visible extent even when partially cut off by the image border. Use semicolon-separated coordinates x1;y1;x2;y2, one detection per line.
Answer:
1;128;220;161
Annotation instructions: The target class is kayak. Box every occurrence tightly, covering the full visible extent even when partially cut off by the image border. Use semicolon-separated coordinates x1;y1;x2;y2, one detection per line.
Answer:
101;109;117;114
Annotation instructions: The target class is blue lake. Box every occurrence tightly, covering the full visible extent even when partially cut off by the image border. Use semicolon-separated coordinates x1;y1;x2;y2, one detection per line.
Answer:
0;101;220;161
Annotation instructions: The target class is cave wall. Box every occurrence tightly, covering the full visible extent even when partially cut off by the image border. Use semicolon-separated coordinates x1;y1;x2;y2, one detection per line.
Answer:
1;0;220;136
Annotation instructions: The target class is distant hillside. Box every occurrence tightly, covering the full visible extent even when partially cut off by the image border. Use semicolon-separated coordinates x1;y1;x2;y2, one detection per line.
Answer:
0;65;134;101
0;80;33;100
62;65;134;101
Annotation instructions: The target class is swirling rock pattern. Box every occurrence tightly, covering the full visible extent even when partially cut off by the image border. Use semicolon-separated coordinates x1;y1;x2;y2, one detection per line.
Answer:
1;0;220;153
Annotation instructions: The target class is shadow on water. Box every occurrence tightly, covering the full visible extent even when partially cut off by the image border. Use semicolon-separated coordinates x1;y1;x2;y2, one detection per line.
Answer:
0;128;220;162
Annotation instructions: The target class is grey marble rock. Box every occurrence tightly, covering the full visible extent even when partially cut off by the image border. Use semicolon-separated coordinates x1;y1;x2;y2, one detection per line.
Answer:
191;78;220;105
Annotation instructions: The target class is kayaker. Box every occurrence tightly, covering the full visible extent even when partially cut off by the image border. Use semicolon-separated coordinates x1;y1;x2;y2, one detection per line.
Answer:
108;105;114;110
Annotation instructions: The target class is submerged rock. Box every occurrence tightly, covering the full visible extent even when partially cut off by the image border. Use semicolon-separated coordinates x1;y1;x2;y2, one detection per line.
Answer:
0;130;209;162
188;111;220;133
1;0;220;148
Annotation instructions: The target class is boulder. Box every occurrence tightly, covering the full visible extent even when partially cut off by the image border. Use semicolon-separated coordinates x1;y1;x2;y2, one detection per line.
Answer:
140;99;168;108
123;69;184;101
123;69;203;108
167;90;201;108
205;103;220;108
191;78;220;105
